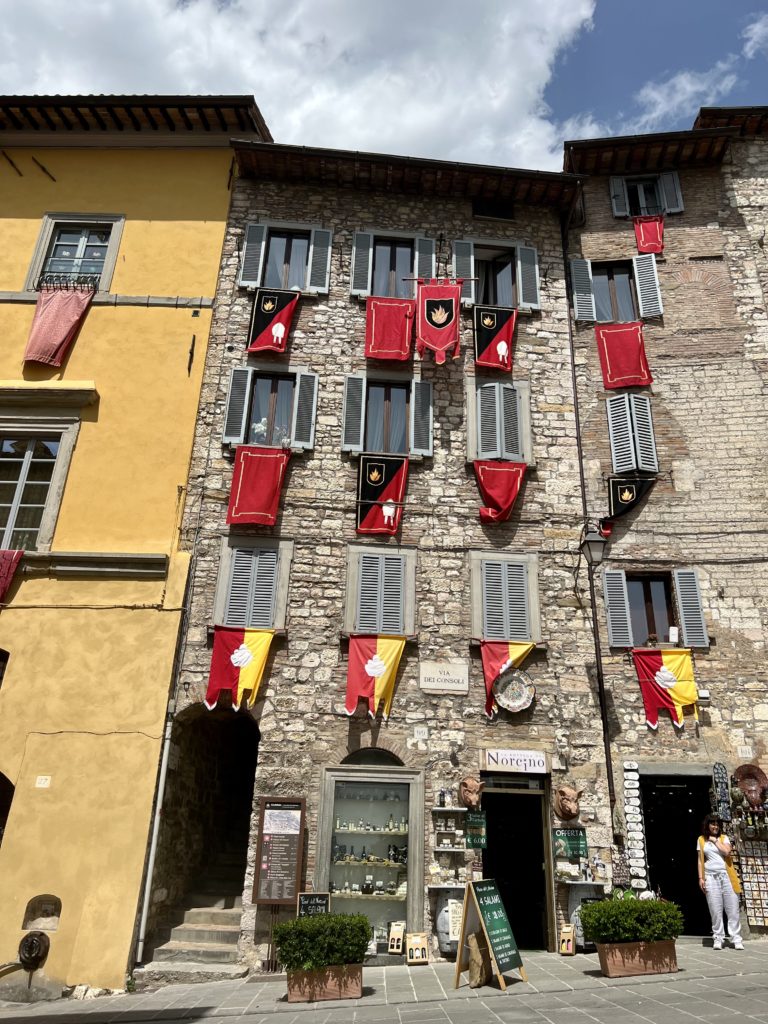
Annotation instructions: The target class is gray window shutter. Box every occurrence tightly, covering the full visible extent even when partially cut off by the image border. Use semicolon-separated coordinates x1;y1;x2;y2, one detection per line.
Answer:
570;258;596;321
341;373;366;452
410;380;433;457
629;394;658;473
356;552;404;633
659;171;684;214
453;240;475;303
477;382;501;460
607;394;637;473
501;384;523;461
291;371;318;449
222;367;252;444
673;568;708;648
350;231;373;297
633;253;663;318
481;559;530;641
516;245;540;310
225;547;278;628
505;561;531;641
603;568;633;647
357;553;382;632
307;228;333;293
482;560;506;639
239;224;266;288
380;555;405;634
415;237;436;281
609;177;630;218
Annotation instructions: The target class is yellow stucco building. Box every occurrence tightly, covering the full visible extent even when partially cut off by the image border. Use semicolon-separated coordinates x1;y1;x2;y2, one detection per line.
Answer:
0;95;269;995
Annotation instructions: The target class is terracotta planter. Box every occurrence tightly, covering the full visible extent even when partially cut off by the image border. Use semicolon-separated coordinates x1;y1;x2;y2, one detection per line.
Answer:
286;963;363;1003
596;940;678;978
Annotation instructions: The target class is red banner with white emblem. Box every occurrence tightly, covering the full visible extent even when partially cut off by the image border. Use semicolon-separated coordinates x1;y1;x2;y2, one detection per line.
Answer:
356;454;409;535
248;289;300;353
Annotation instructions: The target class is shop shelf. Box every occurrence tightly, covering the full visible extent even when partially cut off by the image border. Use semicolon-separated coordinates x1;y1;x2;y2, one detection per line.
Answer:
331;892;406;901
333;829;408;836
332;860;402;869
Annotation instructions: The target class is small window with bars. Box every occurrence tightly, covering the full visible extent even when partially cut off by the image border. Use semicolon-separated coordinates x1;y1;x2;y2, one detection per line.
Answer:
40;225;112;287
0;437;60;550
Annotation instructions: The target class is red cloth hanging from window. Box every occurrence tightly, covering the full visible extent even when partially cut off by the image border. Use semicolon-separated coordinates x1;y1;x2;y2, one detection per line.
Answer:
248;289;300;353
473;462;526;523
345;635;405;720
365;297;414;360
415;280;462;364
594;322;653;389
205;627;275;710
356;455;409;535
24;288;93;366
633;215;664;254
473;305;517;372
632;648;698;729
0;550;22;604
479;641;535;718
226;446;291;526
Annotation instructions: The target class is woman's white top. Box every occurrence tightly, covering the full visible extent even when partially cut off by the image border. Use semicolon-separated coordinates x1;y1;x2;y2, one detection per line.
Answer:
698;836;731;873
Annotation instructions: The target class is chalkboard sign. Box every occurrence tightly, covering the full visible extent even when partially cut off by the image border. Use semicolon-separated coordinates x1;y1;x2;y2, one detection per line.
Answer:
297;892;330;917
472;880;522;974
253;796;306;906
466;811;487;849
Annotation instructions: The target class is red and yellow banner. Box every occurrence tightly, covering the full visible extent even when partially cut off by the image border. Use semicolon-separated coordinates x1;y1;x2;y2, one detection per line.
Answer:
346;635;406;720
632;648;698;729
205;627;274;711
479;641;535;718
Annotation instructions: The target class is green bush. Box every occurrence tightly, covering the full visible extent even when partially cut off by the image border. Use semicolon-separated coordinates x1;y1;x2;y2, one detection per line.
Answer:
580;898;684;944
273;913;371;972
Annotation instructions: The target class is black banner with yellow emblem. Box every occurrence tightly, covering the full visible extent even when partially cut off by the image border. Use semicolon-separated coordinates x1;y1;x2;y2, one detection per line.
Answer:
608;477;655;520
356;454;409;535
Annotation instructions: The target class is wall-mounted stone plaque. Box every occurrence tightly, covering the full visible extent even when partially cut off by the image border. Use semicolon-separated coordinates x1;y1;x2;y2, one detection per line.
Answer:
419;661;469;694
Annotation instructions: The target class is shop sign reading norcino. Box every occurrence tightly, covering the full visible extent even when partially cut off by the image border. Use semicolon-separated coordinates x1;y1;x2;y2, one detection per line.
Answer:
481;748;548;773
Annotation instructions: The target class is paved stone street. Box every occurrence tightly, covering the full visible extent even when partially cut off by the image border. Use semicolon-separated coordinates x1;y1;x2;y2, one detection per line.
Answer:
0;943;767;1024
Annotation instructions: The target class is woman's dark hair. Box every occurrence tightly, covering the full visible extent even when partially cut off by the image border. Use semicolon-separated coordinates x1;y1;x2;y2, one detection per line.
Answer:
701;813;723;837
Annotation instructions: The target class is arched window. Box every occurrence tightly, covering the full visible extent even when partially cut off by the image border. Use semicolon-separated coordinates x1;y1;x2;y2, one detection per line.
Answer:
23;895;62;931
342;747;403;767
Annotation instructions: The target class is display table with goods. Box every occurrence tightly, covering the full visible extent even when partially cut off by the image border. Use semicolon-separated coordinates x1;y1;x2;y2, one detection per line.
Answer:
580;896;683;978
273;913;370;1003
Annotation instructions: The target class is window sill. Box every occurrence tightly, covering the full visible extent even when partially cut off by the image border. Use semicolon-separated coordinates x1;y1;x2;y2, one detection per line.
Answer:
340;632;418;642
469;638;547;650
22;551;168;579
0;381;98;408
208;625;286;640
465;457;535;469
0;290;213;308
346;450;424;463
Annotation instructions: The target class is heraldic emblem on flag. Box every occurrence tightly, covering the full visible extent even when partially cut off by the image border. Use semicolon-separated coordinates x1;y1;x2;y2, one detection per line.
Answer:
415;280;462;363
357;454;409;535
473;305;517;371
607;476;655;521
247;288;300;353
345;635;406;719
205;627;275;710
479;641;535;718
632;648;698;729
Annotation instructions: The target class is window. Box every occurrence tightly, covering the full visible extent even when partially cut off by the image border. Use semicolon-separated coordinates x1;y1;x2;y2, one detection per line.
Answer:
25;214;124;292
470;551;541;642
350;231;435;298
343;545;416;635
570;254;662;322
238;222;333;294
222;366;318;450
466;379;531;462
0;437;60;550
452;239;540;309
471;197;515;221
341;374;433;456
606;393;658;474
214;537;293;629
603;567;708;648
609;172;684;219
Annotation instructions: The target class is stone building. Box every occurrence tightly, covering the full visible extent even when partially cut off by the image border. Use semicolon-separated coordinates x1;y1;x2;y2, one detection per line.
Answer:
565;110;768;938
141;142;617;975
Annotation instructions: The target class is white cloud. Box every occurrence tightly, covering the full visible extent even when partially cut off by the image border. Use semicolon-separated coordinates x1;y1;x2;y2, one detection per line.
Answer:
742;13;768;59
626;59;739;134
0;0;597;170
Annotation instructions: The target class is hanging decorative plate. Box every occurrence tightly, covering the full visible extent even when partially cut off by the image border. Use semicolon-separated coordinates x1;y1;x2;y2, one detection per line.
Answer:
623;761;639;770
493;668;535;713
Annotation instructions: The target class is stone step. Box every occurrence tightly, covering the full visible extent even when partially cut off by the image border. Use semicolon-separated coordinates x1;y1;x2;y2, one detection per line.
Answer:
133;960;248;990
170;922;241;945
184;891;243;910
152;940;240;964
180;906;244;927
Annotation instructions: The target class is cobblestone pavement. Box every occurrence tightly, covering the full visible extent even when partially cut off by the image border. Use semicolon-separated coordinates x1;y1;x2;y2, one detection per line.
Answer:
0;943;767;1024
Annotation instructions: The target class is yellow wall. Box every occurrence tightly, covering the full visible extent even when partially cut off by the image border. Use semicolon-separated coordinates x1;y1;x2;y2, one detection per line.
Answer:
0;142;231;991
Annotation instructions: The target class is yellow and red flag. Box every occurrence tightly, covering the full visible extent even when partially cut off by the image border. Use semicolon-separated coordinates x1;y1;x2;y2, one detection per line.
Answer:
479;641;535;718
205;627;274;711
632;648;698;729
346;635;406;720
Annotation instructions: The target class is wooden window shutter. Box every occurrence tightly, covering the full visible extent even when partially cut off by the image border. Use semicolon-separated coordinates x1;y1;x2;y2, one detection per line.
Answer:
609;177;630;218
481;560;506;639
505;560;531;641
341;373;367;452
629;394;658;473
477;382;501;459
481;559;530;640
453;240;475;303
673;568;709;647
350;232;374;297
633;253;663;318
291;371;318;449
607;394;637;473
222;367;252;444
410;379;433;457
225;547;278;628
659;171;684;214
380;554;405;633
249;548;278;627
501;383;523;461
239;223;267;287
516;245;540;310
603;568;634;647
356;552;404;633
414;237;436;282
307;228;333;293
570;258;596;321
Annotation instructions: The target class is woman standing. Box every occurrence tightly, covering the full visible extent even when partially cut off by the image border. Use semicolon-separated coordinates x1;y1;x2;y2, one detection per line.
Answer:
697;814;743;950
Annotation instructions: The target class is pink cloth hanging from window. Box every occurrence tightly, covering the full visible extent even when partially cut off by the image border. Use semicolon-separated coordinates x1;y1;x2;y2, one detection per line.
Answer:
24;288;94;367
0;550;22;604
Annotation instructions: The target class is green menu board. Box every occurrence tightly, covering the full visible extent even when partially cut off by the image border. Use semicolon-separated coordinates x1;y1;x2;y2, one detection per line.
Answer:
466;811;487;849
471;879;522;973
552;827;587;858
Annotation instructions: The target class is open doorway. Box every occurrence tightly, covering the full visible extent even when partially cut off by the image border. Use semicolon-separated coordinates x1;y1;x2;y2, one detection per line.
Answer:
640;774;712;935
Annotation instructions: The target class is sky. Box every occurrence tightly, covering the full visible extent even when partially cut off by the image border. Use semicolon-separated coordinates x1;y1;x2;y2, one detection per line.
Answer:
1;0;767;171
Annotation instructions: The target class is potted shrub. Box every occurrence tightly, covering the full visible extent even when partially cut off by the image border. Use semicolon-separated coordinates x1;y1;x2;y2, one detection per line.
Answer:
580;898;683;978
273;913;371;1002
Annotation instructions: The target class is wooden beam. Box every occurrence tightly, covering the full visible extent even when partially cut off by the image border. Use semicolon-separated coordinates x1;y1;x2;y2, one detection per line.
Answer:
142;106;159;130
124;106;142;131
72;106;90;130
178;106;194;131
